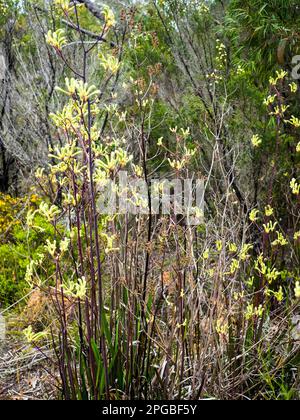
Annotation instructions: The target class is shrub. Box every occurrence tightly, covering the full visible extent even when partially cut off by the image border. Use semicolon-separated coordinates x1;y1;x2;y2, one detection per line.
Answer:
0;194;54;307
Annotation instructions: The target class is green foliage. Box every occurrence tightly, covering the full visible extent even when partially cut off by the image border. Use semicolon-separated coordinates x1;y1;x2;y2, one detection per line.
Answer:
0;196;55;307
226;0;300;77
0;0;18;25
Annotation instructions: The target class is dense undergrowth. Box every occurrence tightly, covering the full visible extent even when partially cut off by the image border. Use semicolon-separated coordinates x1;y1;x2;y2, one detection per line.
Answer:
0;0;299;400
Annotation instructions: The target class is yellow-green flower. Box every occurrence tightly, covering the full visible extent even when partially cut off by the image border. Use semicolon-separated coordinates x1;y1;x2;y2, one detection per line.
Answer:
191;207;204;220
229;243;238;253
240;244;253;261
46;29;67;50
271;104;290;117
102;5;116;28
290;82;298;93
249;209;259;222
216;319;228;335
264;205;274;217
180;127;190;139
264;95;277;106
64;277;87;299
25;261;36;286
263;221;277;234
272;232;288;247
246;276;254;288
45;239;57;258
294;281;300;299
101;233;119;254
133;164;143;177
216;240;223;252
255;254;280;284
26;209;36;227
274;286;284;303
60;238;70;254
56;78;100;102
99;54;120;74
157;137;163;147
269;70;287;85
290;178;300;195
168;158;186;171
39;202;60;222
23;326;47;343
251;134;262;148
294;231;300;241
229;258;240;274
288;116;300;128
245;303;264;320
203;248;210;260
50;102;80;129
199;3;210;14
54;0;74;13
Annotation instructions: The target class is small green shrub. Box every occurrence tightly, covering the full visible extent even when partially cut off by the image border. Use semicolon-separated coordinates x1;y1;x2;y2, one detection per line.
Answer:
0;195;55;307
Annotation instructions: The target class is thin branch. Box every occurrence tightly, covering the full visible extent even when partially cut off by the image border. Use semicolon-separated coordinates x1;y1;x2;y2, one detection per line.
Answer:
75;0;105;21
62;19;116;48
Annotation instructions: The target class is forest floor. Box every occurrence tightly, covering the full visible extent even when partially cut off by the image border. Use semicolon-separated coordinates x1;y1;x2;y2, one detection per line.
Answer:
0;316;57;400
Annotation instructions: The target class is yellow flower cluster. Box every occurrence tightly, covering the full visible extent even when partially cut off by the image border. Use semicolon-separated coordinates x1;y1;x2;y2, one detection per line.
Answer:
271;104;289;117
45;239;57;258
0;194;22;234
199;3;210;14
64;277;87;299
269;70;287;86
101;233;119;254
50;102;80;130
53;0;77;14
295;282;300;299
272;232;288;247
102;5;116;29
168;158;186;171
263;221;277;234
229;243;238;253
290;178;300;195
206;71;223;84
228;258;240;275
251;134;262;148
264;94;277;107
265;286;284;303
23;326;47;344
216;319;228;335
0;0;9;18
245;303;264;320
287;116;300;128
203;248;210;260
96;149;132;173
216;39;227;70
216;240;223;252
249;208;259;222
239;244;253;261
289;82;298;93
39;202;60;222
56;78;100;103
255;254;280;284
99;54;121;75
46;29;67;50
265;205;274;217
49;141;81;166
